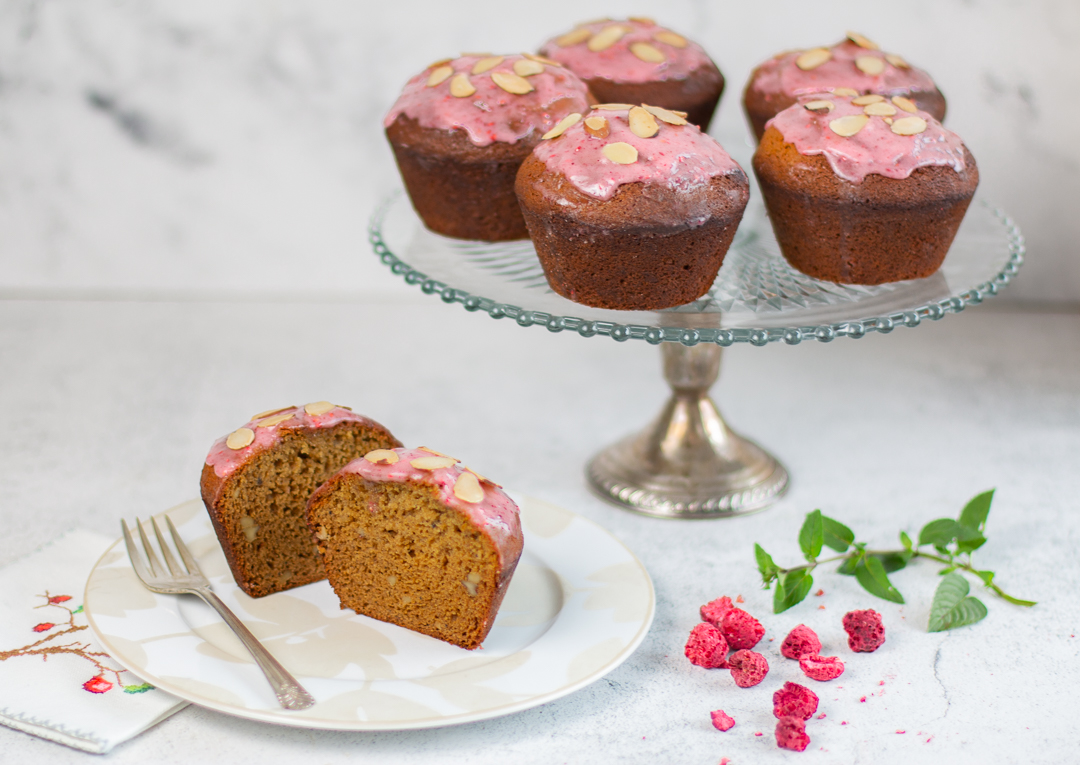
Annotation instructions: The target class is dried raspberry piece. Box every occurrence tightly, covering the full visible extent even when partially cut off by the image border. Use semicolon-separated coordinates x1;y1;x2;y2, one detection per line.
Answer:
799;653;845;681
780;624;822;659
775;716;810;751
728;649;769;688
843;609;886;653
720;607;765;650
772;681;819;720
699;596;734;627
684;623;730;668
710;709;736;731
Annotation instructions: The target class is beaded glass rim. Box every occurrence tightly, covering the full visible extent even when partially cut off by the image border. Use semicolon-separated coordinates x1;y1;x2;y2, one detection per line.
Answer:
368;192;1024;347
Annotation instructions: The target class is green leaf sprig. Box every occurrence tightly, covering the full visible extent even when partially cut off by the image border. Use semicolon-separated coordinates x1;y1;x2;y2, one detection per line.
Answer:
754;489;1034;630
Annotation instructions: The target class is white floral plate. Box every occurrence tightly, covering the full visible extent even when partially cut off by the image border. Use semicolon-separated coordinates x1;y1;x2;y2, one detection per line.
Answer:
84;494;654;730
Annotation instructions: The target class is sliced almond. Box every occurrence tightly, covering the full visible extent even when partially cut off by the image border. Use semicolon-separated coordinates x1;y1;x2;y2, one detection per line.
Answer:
513;58;545;77
256;412;295;428
592;103;634;110
851;94;885;105
524;52;561;66
602;142;639;164
883;117;894;125
491;71;534;95
829;114;870;137
471;56;504;74
584;115;610;138
364;449;399;465
673;110;689;118
555;27;592;47
855;55;886;76
418;446;450;457
846;31;879;50
891;115;927;135
629;16;655;24
643;103;689;125
428;58;453;69
832;87;859;97
803;99;835;113
885;53;910;69
410;455;459;470
427;65;453;87
542;112;581;140
628;105;659;138
796;48;831;70
654;30;688;48
304;401;335;416
453;471;485;503
588;24;628;52
226;427;255;450
864;101;897;116
629;41;665;63
891;95;918;113
250;406;291;421
450;73;476;97
465;466;501;487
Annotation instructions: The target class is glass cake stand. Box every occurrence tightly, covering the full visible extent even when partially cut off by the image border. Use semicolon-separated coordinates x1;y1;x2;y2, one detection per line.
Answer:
369;191;1024;519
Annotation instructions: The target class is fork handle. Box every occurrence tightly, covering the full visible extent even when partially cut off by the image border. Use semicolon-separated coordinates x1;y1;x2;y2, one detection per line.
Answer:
190;587;316;711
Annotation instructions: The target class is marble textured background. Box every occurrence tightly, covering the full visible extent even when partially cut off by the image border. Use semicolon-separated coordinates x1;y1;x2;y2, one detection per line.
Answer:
0;0;1076;303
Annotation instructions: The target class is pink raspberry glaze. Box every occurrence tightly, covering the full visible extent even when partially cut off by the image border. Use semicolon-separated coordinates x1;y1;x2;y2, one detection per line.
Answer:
533;106;743;202
337;447;522;568
767;94;967;183
539;19;715;84
750;40;936;103
383;54;592;147
205;405;384;480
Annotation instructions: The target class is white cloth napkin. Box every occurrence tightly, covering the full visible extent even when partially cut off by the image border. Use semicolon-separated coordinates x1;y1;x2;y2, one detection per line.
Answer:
0;529;187;754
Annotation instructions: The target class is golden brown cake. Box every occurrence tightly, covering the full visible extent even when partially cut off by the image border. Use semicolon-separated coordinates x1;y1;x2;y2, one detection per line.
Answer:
306;447;523;650
200;403;401;598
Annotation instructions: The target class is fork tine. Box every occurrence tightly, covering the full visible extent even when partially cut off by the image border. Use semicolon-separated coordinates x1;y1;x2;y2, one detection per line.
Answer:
151;516;184;576
165;515;203;576
135;517;165;578
122;519;153;584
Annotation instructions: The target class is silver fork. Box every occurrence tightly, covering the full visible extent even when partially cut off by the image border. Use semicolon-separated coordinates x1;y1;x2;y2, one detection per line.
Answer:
122;516;315;711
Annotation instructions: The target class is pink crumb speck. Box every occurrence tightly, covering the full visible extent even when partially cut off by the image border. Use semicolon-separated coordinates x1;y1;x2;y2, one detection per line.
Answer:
711;710;736;732
720;759;731;765
842;721;848;726
754;731;763;736
897;730;906;734
879;680;885;685
817;713;826;719
815;589;824;596
736;595;745;603
818;605;826;610
860;696;867;703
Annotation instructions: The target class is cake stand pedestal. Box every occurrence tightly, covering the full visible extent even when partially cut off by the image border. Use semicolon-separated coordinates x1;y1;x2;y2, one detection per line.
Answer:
369;191;1023;519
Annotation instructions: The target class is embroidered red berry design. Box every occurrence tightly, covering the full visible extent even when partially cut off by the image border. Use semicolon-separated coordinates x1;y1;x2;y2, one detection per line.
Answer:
32;622;55;633
83;675;113;694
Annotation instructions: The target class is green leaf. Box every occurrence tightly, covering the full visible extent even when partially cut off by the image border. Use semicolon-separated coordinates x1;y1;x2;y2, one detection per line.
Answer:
900;530;913;550
873;552;910;573
919;518;961;548
798;510;825;561
975;569;995;586
854;555;905;604
123;683;154;694
821;516;855;553
754;544;779;585
958;489;994;533
837;554;860;576
956;533;987;554
928;573;988;631
773;570;814;614
939;565;958;575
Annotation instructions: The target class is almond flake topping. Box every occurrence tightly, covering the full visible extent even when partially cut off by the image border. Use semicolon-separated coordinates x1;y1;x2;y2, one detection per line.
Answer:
524;52;561;66
643;104;688;125
847;31;879;50
257;412;295;428
556;27;592;47
513;58;545;77
427;66;453;87
304;401;335;416
864;101;897;116
466;466;500;487
472;56;504;74
364;449;399;465
450;73;476;98
592;103;634;110
542;112;581;140
251;406;292;421
803;99;835;112
796;48;831;70
491;71;534;95
226;427;255;450
588;24;629;52
630;41;665;63
628;105;659;137
428;58;452;69
411;455;459;470
891;115;927;135
629;16;655;24
654;30;688;48
851;94;885;105
829;114;870;137
885;53;910;69
884;117;894;125
584;115;610;138
602;142;638;164
855;55;886;76
418;446;451;457
832;87;859;97
453;471;485;503
891;95;918;113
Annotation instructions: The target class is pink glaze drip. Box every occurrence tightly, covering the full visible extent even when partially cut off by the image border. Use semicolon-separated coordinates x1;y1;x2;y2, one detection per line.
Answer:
383;54;592;147
205;405;382;480
750;40;936;104
539;19;715;84
767;95;967;183
339;448;522;568
532;106;743;202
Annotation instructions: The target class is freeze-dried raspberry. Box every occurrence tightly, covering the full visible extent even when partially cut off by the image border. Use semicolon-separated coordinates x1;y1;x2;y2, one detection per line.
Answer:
843;609;886;653
781;624;822;660
710;709;736;731
685;623;730;668
728;649;769;688
700;596;734;627
799;653;845;681
721;607;765;650
772;681;819;720
775;716;810;752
